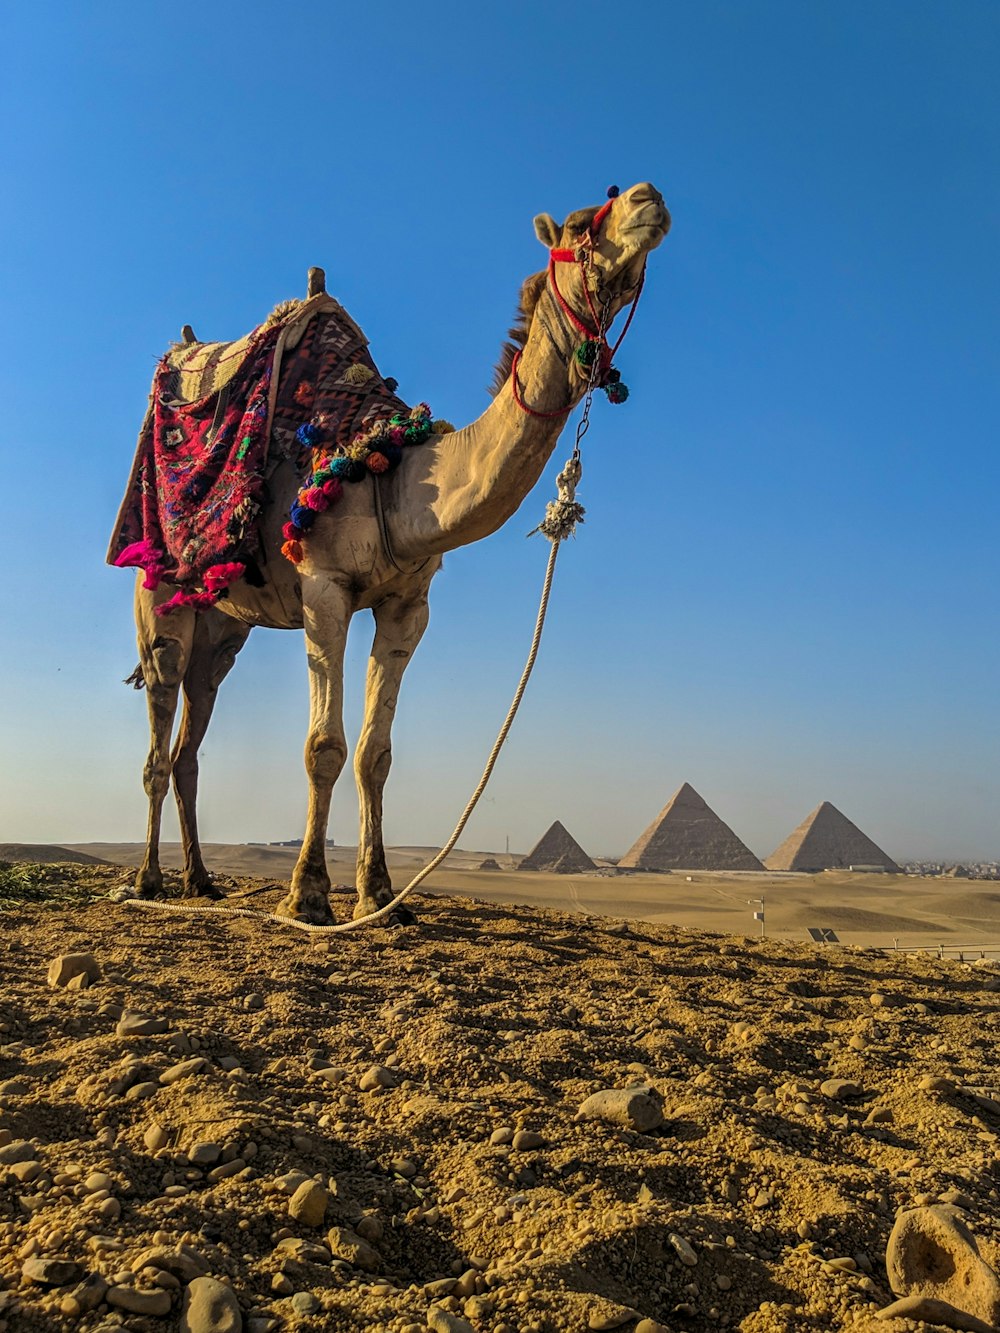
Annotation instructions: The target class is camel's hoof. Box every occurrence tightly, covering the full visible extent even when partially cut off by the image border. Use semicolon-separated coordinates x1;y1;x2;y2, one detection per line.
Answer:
277;892;335;927
184;884;225;902
387;905;418;928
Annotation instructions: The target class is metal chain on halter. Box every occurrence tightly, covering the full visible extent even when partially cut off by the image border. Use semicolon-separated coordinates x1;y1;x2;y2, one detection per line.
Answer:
529;287;612;543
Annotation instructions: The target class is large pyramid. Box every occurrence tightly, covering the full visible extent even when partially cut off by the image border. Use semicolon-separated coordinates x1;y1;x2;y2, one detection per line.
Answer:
618;783;764;871
518;821;597;873
764;801;899;872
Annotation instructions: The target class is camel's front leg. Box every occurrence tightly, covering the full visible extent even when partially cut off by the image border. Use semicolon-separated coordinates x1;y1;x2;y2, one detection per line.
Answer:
354;589;431;919
277;578;351;925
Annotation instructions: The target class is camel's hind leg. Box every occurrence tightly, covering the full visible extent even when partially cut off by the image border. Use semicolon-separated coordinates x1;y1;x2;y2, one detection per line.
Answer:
171;610;252;898
133;583;196;898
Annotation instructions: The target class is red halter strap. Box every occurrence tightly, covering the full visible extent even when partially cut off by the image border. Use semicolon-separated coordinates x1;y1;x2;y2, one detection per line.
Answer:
510;188;643;418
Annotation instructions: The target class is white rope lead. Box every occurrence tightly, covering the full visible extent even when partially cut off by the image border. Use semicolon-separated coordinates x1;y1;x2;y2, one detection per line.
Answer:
125;533;567;936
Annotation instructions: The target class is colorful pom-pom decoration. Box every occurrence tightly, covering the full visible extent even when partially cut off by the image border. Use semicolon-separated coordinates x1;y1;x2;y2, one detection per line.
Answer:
282;402;434;567
607;185;620;199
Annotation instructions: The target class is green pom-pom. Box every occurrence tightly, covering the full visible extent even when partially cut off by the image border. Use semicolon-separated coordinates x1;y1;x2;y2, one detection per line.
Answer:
575;339;600;368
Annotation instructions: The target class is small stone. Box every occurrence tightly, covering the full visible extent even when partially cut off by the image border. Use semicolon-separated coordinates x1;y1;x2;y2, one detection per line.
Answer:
85;1171;113;1193
290;1292;320;1315
116;1010;169;1036
938;1187;975;1211
427;1308;475;1333
0;1140;36;1165
587;1304;636;1330
635;1322;671;1333
359;1065;399;1092
0;1078;29;1097
144;1124;170;1151
820;1078;863;1100
22;1257;83;1286
159;1058;208;1085
918;1075;955;1093
179;1275;243;1333
243;993;264;1011
125;1081;160;1100
67;1274;108;1312
326;1225;379;1271
107;1284;173;1315
288;1180;329;1227
575;1086;665;1132
47;953;101;988
715;1274;732;1290
130;1246;209;1282
189;1142;222;1166
511;1129;545;1151
668;1233;698;1266
207;1158;245;1183
489;1127;515;1146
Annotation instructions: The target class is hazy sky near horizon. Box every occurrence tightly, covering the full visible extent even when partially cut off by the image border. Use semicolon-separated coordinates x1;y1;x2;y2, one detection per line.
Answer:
1;1;997;863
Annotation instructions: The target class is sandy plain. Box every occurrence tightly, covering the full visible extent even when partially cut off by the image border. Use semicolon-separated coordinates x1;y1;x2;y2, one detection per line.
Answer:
49;844;1000;955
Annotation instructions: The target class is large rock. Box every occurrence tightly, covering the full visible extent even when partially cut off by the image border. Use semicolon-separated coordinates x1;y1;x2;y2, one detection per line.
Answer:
575;1086;665;1132
885;1205;1000;1328
327;1225;379;1271
47;953;101;988
180;1276;242;1333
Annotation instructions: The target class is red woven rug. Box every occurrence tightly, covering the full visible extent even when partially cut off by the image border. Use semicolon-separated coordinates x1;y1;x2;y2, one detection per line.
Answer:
108;295;410;613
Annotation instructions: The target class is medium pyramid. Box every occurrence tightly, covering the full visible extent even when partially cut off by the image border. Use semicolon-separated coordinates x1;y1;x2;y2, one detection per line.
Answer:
618;783;763;871
518;821;596;873
764;801;899;872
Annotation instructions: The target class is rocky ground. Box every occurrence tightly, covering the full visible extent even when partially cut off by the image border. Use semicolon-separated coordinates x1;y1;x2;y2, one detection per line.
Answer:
0;862;998;1333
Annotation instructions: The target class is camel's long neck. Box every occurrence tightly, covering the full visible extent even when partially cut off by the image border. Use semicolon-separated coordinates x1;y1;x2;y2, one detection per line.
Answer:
390;284;586;558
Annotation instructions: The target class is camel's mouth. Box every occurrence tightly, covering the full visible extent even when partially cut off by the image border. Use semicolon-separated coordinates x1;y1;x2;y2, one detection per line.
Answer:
619;203;671;249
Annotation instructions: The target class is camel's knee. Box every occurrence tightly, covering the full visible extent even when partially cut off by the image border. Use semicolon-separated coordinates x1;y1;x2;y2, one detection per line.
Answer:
355;742;392;790
143;752;172;801
305;730;348;783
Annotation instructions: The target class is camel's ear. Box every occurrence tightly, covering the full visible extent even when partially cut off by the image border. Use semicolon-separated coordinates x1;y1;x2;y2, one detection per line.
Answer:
533;213;561;249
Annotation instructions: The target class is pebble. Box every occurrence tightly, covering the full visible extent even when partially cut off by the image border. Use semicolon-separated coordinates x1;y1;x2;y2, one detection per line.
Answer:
243;993;264;1011
207;1158;245;1183
47;953;101;988
820;1078;863;1100
575;1086;665;1132
179;1275;243;1333
21;1257;83;1286
116;1010;169;1037
0;1140;36;1165
125;1081;160;1100
327;1225;379;1271
587;1304;636;1330
668;1233;698;1266
288;1180;329;1226
359;1065;399;1092
189;1142;223;1166
427;1308;475;1333
130;1246;209;1282
511;1129;545;1151
918;1075;955;1092
489;1127;515;1145
159;1057;208;1085
290;1292;320;1315
144;1124;170;1151
107;1284;172;1315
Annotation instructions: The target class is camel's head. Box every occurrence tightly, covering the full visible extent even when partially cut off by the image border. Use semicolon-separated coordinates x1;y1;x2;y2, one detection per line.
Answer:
492;183;670;396
533;181;670;317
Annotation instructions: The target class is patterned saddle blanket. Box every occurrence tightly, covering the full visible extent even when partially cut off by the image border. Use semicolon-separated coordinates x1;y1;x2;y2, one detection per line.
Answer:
107;294;411;613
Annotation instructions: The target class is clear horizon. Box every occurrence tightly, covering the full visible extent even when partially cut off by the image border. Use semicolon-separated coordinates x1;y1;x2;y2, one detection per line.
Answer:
1;1;997;864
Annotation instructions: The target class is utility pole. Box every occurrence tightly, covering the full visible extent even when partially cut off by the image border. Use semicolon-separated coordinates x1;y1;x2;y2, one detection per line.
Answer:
748;895;765;939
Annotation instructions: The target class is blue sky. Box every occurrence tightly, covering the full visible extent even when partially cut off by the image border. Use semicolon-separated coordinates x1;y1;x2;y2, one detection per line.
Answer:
1;1;997;861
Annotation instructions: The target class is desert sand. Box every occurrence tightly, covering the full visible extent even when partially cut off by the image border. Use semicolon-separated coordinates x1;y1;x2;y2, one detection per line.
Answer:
0;855;998;1333
52;844;1000;954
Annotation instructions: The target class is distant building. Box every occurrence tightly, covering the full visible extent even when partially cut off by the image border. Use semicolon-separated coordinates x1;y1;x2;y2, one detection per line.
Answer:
765;802;899;873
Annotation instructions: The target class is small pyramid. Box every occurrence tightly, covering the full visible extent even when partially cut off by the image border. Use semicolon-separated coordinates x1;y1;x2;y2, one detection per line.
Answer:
764;801;899;872
519;821;596;874
618;782;763;871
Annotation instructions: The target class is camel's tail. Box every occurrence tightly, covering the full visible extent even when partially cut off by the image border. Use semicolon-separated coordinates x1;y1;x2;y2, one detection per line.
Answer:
123;664;145;690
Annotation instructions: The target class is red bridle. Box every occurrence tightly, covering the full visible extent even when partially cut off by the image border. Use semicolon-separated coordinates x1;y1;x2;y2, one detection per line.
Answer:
511;189;645;418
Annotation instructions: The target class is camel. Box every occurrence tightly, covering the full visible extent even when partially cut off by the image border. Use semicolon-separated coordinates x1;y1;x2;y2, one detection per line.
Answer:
124;182;670;924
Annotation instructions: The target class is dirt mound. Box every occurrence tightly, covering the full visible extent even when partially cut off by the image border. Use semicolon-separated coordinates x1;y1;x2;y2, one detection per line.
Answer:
0;863;998;1332
0;845;114;868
